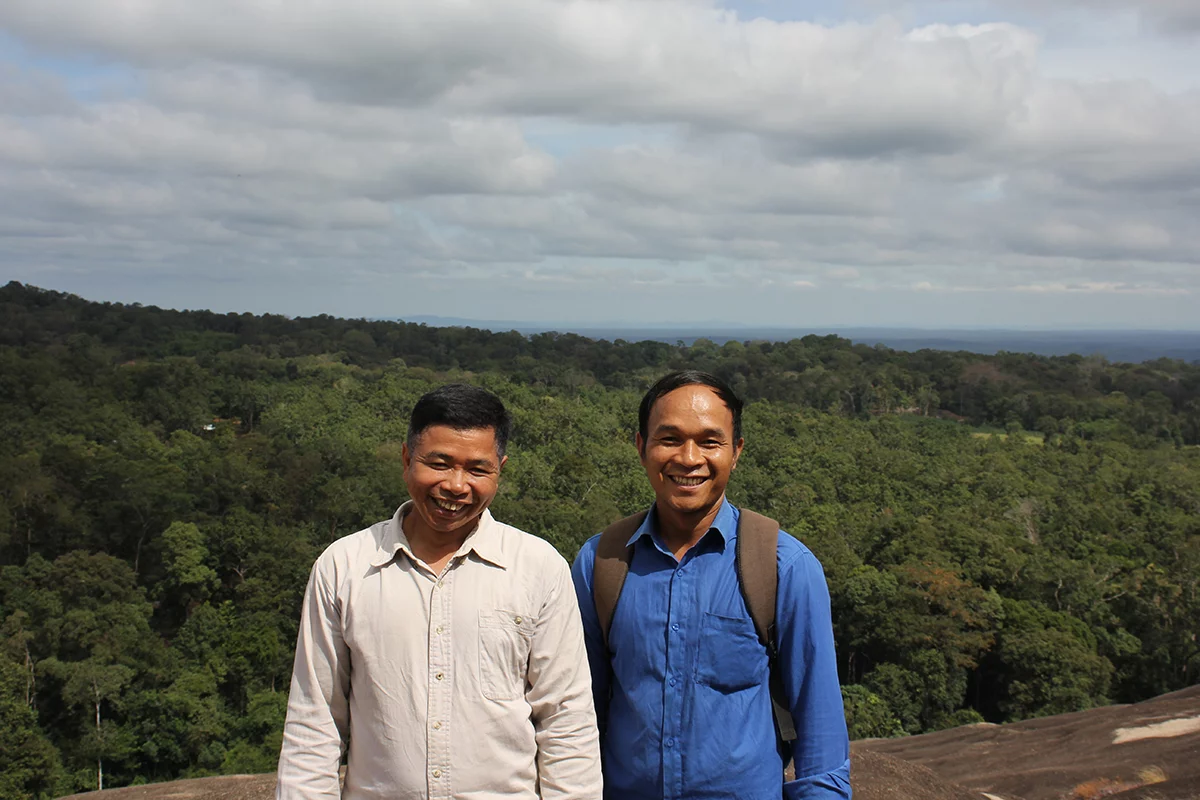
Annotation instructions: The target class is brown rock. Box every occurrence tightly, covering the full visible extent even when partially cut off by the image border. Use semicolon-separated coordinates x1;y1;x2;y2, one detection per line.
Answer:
851;750;984;800
857;685;1200;800
58;686;1200;800
59;774;276;800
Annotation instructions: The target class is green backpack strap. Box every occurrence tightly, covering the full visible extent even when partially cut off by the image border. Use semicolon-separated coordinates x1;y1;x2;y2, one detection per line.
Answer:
736;509;798;743
593;510;648;652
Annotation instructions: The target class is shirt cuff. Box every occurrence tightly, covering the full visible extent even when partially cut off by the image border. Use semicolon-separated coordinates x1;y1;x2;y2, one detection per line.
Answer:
783;758;852;800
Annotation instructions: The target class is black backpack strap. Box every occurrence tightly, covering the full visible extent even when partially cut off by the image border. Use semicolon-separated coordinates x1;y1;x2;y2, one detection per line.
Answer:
736;508;798;743
593;510;648;652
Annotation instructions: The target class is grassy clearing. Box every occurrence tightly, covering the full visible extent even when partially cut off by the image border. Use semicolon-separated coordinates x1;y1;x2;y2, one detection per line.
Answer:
970;430;1045;445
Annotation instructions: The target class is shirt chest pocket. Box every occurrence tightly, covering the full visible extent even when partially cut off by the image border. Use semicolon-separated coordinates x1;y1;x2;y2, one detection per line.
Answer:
478;610;536;701
694;611;768;693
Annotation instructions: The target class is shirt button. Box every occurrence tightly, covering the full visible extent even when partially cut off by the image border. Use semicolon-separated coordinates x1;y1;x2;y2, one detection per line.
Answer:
668;677;677;687
432;769;442;778
671;623;679;632
435;672;444;681
432;721;442;729
666;738;675;748
515;615;523;624
435;625;444;634
436;580;443;588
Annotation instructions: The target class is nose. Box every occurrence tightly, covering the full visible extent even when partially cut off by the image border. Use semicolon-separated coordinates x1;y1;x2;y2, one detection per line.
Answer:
678;439;703;466
443;468;469;495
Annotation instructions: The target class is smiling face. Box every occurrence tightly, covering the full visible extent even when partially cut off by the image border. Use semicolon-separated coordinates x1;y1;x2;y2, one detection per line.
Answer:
402;424;505;544
636;384;744;526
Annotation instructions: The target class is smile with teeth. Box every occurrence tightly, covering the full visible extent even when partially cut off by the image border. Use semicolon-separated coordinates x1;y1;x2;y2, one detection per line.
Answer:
432;497;467;512
668;475;708;487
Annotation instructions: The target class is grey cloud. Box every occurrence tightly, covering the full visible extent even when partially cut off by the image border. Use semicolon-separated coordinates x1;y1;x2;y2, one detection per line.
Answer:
13;109;551;198
0;0;1198;309
0;2;1043;159
0;62;77;115
1004;0;1200;35
4;4;1194;174
563;147;898;216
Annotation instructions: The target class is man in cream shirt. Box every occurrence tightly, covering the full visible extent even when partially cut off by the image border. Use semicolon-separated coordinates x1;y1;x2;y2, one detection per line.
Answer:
277;384;602;799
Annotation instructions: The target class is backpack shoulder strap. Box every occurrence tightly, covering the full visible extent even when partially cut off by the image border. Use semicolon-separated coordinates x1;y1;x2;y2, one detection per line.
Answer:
735;508;798;743
735;508;780;647
593;510;648;652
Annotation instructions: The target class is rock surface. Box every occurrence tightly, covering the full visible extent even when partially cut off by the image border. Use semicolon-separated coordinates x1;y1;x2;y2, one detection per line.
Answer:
61;774;276;800
60;686;1200;800
856;685;1200;800
849;750;982;800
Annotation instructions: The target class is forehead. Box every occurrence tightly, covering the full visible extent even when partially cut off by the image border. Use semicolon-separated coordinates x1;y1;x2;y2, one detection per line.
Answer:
411;424;499;457
648;385;735;432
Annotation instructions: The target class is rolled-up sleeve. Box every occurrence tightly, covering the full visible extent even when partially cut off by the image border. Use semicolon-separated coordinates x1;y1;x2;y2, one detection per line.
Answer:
779;545;853;800
276;557;350;799
527;554;603;799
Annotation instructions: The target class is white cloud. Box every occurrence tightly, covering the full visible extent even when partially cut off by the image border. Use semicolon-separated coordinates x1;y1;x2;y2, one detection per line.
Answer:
1013;282;1190;294
0;0;1198;325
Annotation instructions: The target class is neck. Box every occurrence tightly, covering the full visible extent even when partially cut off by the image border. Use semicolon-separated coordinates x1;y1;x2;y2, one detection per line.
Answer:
655;497;725;559
402;508;480;568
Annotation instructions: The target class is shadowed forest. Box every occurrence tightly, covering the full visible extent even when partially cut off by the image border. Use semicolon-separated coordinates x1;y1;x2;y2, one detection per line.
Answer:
2;281;1199;797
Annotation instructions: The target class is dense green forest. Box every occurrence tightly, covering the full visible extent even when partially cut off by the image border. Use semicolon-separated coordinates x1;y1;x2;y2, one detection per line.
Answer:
2;281;1199;797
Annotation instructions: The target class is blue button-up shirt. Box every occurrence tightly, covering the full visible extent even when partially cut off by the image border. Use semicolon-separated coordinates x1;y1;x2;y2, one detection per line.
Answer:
571;500;851;800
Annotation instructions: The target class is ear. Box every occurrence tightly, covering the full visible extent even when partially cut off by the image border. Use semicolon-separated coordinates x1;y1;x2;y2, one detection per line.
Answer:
635;432;646;463
731;437;744;470
402;441;412;470
498;454;508;474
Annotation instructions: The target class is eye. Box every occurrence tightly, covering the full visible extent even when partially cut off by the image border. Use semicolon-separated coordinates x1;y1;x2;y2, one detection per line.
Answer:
469;467;493;477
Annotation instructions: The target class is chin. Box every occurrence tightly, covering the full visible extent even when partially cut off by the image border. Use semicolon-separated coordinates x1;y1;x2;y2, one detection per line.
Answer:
665;497;709;514
419;509;469;532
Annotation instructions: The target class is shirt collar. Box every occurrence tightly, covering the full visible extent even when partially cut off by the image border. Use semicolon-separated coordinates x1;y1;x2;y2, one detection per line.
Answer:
371;501;509;569
629;496;739;549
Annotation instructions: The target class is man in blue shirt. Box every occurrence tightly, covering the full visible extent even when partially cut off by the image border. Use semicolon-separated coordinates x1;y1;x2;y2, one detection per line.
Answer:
571;370;851;799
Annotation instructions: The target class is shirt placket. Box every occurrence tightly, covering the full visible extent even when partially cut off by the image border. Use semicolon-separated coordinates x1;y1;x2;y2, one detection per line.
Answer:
662;560;690;800
427;565;455;800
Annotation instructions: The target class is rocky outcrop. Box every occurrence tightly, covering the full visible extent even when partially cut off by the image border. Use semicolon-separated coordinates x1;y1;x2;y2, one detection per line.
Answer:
856;685;1200;800
62;686;1200;800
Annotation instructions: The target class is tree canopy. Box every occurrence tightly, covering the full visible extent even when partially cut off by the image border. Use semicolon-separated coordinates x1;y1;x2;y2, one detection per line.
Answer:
2;281;1198;795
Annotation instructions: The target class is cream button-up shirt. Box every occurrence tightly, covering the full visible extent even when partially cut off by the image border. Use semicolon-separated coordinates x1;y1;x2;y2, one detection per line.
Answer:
276;502;602;799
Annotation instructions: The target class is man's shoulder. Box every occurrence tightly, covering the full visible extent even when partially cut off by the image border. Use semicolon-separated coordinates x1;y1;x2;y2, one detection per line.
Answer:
769;530;830;596
313;518;393;571
733;506;820;571
774;529;816;564
734;510;811;554
576;532;603;559
489;516;570;570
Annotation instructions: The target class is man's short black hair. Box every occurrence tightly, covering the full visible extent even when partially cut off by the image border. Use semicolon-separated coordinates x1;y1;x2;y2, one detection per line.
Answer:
406;384;513;458
638;370;743;445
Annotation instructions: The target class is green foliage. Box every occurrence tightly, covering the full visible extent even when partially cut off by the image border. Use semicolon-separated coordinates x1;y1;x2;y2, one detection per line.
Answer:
841;684;905;740
159;522;219;609
0;658;62;799
2;281;1200;789
988;599;1114;719
864;663;926;734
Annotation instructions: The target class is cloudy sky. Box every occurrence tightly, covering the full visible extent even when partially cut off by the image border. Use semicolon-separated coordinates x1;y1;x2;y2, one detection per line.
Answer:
2;0;1198;329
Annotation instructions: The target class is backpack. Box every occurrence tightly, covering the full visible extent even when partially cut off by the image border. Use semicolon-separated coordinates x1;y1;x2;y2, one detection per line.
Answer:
591;507;797;743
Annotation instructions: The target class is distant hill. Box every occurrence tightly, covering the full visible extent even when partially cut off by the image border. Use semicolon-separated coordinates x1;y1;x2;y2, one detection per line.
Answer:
393;316;1200;363
61;686;1200;800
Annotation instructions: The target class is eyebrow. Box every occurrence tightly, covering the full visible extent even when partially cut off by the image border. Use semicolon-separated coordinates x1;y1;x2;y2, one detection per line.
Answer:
420;451;497;468
653;425;727;439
